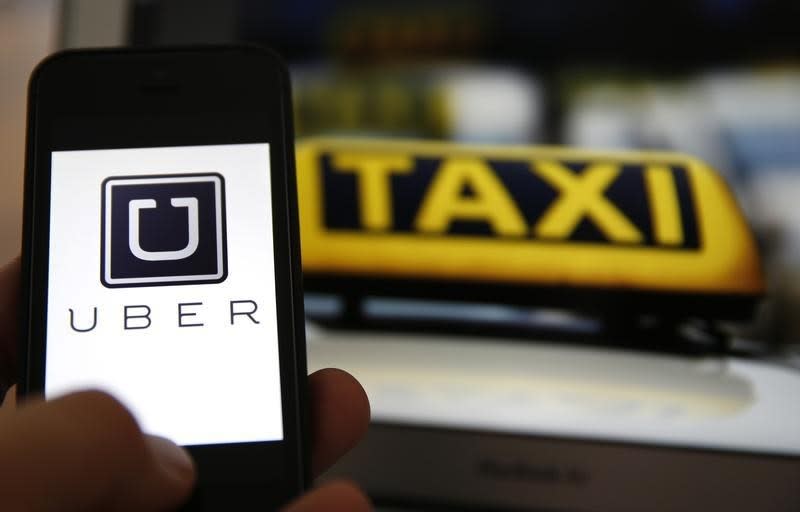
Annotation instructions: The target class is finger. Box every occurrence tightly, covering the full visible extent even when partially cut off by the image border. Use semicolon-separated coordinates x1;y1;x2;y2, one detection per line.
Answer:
0;390;195;511
0;384;16;412
0;256;20;390
282;480;372;512
308;368;370;477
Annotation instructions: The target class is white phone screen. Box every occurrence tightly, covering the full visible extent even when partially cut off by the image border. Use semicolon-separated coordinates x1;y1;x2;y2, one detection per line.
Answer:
45;143;283;446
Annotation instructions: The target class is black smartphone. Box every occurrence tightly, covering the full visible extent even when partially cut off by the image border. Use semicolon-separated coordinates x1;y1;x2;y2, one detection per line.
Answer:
20;46;308;508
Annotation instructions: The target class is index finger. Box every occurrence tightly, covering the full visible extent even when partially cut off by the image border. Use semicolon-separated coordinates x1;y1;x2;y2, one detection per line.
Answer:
308;368;371;477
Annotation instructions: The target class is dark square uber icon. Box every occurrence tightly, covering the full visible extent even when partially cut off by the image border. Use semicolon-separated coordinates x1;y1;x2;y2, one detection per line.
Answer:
101;173;227;288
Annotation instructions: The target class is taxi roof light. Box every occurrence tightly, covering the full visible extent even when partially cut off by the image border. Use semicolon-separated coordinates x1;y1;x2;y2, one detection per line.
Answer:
296;138;764;320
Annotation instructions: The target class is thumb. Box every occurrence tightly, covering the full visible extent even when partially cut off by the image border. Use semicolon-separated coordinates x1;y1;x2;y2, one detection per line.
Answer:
0;390;195;511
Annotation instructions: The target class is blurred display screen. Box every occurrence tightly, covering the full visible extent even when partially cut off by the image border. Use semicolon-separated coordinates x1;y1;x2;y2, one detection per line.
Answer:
131;0;800;457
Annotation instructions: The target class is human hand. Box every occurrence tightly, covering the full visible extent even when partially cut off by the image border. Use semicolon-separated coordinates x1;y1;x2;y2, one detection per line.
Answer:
0;257;371;511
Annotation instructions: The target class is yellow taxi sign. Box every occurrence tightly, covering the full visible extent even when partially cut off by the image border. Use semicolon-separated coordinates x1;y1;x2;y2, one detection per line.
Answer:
296;138;764;313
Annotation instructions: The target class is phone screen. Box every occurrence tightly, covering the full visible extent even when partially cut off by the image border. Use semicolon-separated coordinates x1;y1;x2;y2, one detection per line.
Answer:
44;142;284;446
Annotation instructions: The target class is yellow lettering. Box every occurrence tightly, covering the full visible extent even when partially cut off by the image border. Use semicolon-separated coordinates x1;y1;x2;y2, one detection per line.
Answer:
332;153;413;230
533;161;643;243
414;158;527;236
645;165;684;245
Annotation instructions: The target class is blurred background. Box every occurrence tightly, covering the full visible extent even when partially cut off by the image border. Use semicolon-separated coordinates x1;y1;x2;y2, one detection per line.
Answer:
2;0;799;509
4;0;800;352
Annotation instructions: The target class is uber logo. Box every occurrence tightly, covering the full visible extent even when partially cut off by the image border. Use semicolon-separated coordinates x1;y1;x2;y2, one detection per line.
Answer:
101;173;227;288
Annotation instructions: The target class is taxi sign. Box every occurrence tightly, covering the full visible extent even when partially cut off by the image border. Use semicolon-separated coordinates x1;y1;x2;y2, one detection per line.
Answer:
296;138;764;318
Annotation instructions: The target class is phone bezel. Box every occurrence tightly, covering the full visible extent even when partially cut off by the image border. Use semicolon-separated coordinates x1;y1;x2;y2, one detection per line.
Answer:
20;46;309;507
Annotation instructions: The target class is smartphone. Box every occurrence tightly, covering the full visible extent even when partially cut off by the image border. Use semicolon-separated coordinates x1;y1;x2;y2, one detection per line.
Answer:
20;46;308;508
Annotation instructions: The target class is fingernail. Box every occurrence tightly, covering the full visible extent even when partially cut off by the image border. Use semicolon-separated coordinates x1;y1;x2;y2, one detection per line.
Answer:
146;435;195;482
